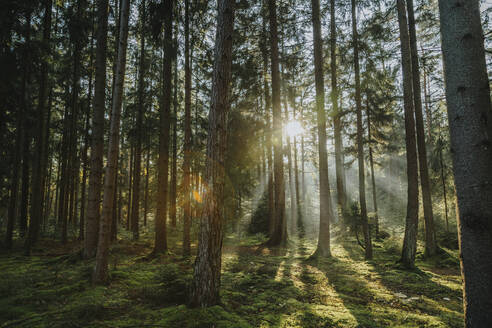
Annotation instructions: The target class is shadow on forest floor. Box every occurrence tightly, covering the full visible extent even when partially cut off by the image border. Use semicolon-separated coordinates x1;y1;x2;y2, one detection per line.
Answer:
0;232;463;328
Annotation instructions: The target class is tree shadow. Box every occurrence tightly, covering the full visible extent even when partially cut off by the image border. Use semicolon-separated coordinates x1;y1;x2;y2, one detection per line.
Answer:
339;240;463;326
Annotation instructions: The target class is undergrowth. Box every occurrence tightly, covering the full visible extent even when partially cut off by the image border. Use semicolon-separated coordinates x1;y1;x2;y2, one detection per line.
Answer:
0;233;463;328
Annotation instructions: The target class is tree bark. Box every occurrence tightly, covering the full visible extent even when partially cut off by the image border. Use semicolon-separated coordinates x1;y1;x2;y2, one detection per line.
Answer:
93;0;129;283
84;0;109;259
397;0;419;268
154;0;173;254
330;0;346;219
366;100;379;238
310;0;333;257
351;0;372;259
131;0;146;241
266;0;287;246
182;0;192;256
189;0;235;307
406;0;437;257
438;0;492;325
25;0;53;253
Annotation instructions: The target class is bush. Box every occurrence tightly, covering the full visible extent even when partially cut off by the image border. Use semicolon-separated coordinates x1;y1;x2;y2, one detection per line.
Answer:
248;192;269;235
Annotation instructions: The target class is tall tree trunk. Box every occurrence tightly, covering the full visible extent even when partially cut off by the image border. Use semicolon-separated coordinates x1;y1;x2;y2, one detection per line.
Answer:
330;0;346;219
143;146;150;227
439;1;492;325
84;0;109;259
26;0;53;253
310;0;333;257
154;0;173;254
266;0;287;246
438;137;449;233
126;141;134;230
93;0;129;283
170;7;178;229
182;0;192;256
260;10;275;238
189;0;235;307
406;0;437;257
131;0;146;241
351;0;372;259
397;0;419;268
366;100;379;238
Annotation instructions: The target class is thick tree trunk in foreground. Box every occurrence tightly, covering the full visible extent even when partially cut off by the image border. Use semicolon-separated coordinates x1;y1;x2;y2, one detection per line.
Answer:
310;0;333;257
84;0;109;259
266;0;287;246
351;0;372;259
330;0;346;219
406;0;437;257
439;1;492;325
189;0;235;307
93;0;130;283
154;0;173;254
131;0;146;241
182;0;192;256
397;0;419;268
170;13;179;229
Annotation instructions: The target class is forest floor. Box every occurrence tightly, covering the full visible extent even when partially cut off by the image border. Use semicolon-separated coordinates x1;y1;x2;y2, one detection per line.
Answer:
0;231;463;328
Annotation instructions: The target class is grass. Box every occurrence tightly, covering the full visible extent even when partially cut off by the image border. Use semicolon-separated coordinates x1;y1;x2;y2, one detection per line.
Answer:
0;231;463;328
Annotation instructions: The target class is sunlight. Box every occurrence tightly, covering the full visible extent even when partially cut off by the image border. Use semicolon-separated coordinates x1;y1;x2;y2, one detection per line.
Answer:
285;120;304;138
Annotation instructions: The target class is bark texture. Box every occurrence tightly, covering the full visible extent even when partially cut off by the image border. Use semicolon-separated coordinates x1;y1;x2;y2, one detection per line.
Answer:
84;0;109;259
397;0;419;268
266;0;287;246
189;0;235;307
154;0;173;254
311;0;333;257
406;0;437;257
438;0;492;325
93;0;130;283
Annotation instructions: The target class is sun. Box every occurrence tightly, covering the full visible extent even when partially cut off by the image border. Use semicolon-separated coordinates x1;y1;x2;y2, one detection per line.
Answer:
285;120;304;138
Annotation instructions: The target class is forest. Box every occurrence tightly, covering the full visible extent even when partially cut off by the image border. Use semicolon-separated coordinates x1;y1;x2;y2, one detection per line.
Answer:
1;0;491;327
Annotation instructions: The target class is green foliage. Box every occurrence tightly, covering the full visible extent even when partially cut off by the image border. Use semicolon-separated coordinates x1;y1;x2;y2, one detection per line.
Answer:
247;192;269;235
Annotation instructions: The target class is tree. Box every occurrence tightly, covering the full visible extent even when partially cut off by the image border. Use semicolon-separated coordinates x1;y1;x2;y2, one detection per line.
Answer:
189;0;235;307
154;0;173;254
351;0;372;259
330;0;346;219
84;0;110;259
397;0;419;268
182;0;192;256
439;0;492;325
406;0;437;257
310;0;333;257
93;0;130;283
266;0;287;246
131;0;146;241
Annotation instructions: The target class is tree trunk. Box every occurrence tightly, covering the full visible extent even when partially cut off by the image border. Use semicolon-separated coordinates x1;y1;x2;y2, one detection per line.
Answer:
131;0;146;241
351;0;372;259
260;10;275;238
93;0;129;283
438;1;492;325
170;7;178;229
397;0;419;268
189;0;235;307
25;0;53;253
266;0;287;246
84;0;109;259
310;0;333;257
143;147;150;227
182;0;192;256
366;100;379;239
330;0;346;219
406;0;437;257
154;0;173;254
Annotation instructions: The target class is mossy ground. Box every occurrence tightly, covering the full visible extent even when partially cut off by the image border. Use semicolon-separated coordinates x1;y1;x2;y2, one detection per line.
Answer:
0;232;463;328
